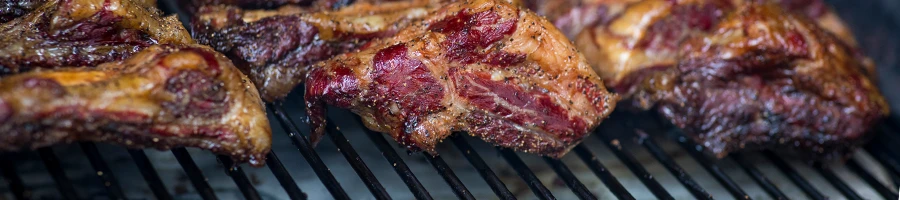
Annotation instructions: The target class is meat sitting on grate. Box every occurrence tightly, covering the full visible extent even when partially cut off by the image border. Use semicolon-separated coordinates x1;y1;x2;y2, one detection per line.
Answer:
0;45;272;166
305;0;618;157
191;0;437;101
532;0;889;159
0;0;192;75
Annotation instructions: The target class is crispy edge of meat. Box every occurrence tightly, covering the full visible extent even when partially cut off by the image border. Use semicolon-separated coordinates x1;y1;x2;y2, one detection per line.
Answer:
0;45;272;166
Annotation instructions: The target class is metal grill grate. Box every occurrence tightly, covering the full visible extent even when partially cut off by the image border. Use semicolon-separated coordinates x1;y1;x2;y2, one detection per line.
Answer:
1;0;900;199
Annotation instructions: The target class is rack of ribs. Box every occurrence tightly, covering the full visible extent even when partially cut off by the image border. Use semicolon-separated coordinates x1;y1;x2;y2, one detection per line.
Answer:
304;0;618;157
531;0;889;160
0;0;192;75
0;45;272;166
191;0;437;101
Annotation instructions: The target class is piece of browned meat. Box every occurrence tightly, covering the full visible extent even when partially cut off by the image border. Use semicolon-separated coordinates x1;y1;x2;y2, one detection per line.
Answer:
191;0;438;101
0;0;192;75
305;0;617;157
0;0;157;23
532;0;888;159
0;45;272;166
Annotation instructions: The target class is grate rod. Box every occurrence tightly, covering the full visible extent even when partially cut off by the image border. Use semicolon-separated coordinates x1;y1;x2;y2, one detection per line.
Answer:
572;145;635;200
127;150;172;200
270;104;350;199
37;148;79;200
499;148;556;200
324;119;391;200
670;133;750;199
730;153;787;200
79;143;127;199
1;155;29;200
171;148;218;200
638;136;712;200
423;152;476;200
762;151;825;200
864;145;900;186
450;135;515;199
813;163;863;200
360;123;433;200
217;156;261;200
846;158;899;199
265;152;307;200
593;134;673;200
543;157;598;200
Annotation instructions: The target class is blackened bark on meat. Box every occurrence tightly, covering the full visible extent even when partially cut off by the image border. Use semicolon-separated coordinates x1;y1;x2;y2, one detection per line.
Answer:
0;0;42;22
653;3;889;160
193;15;365;101
0;45;271;166
0;0;192;75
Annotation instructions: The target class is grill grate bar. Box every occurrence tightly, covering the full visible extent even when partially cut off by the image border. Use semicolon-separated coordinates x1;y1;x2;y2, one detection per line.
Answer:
265;152;308;199
638;136;712;200
846;158;899;199
217;156;262;200
572;145;635;200
730;153;787;200
499;148;556;200
359;121;433;200
864;145;900;185
171;148;218;200
323;119;391;200
450;135;516;199
270;104;350;199
37;148;79;200
423;152;476;200
79;142;127;199
593;134;673;199
670;133;750;199
762;151;826;200
1;155;29;200
543;157;599;200
127;150;172;200
814;163;863;200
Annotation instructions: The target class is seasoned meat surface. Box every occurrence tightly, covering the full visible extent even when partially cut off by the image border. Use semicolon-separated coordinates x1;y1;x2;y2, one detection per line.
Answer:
0;0;192;75
0;0;157;23
0;45;272;166
531;0;888;159
305;0;617;157
192;0;436;101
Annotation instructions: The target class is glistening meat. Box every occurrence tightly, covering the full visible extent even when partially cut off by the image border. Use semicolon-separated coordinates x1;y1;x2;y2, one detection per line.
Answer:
305;0;617;157
532;0;889;159
0;45;272;166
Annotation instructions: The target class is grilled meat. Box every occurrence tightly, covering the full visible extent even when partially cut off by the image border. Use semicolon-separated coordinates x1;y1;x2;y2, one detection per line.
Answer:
0;0;192;75
192;0;436;101
531;0;888;159
0;0;157;23
305;0;617;157
0;45;272;166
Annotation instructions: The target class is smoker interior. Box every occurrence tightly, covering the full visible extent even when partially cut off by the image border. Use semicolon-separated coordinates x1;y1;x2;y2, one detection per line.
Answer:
2;0;900;199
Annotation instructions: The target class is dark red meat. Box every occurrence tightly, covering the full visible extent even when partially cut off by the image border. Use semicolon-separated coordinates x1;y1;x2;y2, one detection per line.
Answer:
305;0;617;157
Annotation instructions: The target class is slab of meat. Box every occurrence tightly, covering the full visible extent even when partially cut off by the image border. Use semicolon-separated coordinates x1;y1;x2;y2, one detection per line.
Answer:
0;45;272;166
0;0;192;75
533;0;888;159
305;0;617;157
192;0;437;101
0;0;157;23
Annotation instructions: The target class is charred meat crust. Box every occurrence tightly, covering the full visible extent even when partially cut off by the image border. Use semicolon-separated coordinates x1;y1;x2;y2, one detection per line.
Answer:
0;0;192;75
656;3;887;160
305;0;617;158
191;0;435;101
0;45;272;166
535;0;887;160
